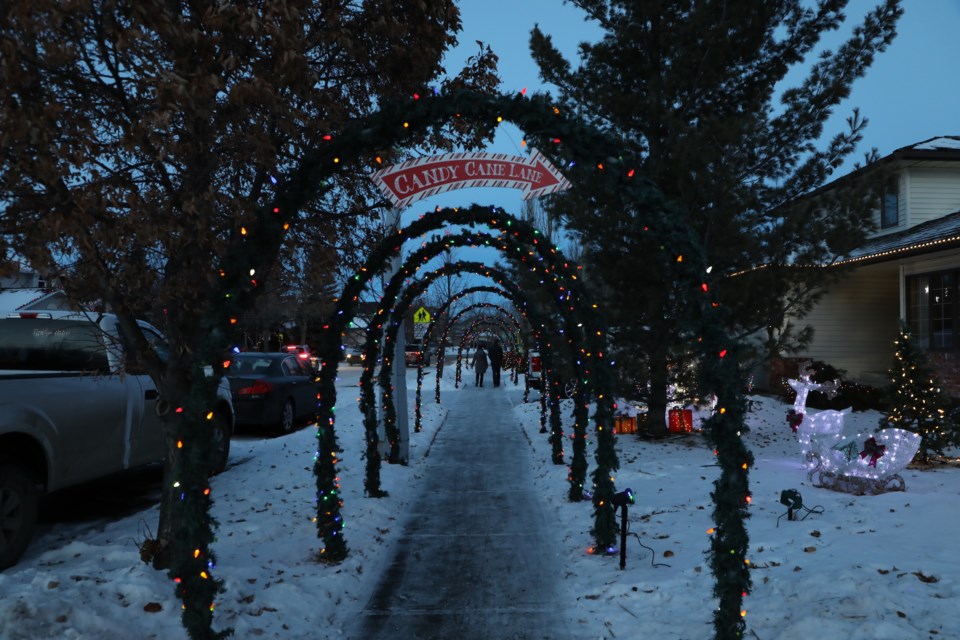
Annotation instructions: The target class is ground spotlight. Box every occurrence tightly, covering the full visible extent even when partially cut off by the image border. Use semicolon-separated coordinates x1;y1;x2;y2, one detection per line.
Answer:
612;488;634;510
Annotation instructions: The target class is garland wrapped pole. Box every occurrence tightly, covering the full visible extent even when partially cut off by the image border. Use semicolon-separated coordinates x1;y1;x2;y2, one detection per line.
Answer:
701;327;752;638
584;314;618;550
546;358;566;464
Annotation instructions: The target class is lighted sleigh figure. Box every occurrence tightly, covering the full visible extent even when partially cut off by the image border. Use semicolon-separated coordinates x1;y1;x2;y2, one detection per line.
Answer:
787;375;921;495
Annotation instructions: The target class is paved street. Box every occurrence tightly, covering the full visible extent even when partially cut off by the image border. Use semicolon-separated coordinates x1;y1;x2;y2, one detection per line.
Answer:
349;385;577;640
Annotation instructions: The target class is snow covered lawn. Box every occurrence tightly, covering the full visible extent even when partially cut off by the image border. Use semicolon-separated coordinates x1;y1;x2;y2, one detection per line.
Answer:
1;367;958;639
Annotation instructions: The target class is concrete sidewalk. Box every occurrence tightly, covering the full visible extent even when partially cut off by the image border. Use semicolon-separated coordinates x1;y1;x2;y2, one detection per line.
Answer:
349;385;576;640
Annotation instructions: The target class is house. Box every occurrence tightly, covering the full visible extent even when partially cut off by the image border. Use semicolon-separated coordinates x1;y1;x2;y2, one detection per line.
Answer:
0;261;48;290
788;136;960;391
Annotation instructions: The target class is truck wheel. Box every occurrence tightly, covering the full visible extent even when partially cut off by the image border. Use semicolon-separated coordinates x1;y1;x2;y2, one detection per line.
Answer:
278;399;295;434
0;463;39;571
208;413;231;476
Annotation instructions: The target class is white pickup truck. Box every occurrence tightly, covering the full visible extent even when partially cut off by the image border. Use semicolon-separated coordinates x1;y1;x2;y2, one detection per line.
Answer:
0;310;234;570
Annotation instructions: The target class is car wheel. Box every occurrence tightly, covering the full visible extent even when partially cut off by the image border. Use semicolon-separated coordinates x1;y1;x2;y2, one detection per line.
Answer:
0;462;39;571
208;412;232;475
278;399;295;434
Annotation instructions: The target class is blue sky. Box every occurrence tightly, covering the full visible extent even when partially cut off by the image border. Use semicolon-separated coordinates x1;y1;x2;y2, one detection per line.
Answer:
400;0;960;274
443;0;959;172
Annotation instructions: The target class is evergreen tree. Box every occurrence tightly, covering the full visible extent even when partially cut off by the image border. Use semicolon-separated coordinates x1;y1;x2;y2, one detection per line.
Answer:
882;322;952;464
529;0;902;436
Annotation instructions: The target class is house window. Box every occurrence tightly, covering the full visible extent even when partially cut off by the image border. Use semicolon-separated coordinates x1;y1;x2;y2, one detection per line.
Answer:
907;275;930;349
930;272;955;349
881;177;899;229
907;271;956;350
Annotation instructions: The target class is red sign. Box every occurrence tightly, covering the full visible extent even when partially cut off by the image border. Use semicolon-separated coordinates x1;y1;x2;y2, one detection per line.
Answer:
371;148;571;209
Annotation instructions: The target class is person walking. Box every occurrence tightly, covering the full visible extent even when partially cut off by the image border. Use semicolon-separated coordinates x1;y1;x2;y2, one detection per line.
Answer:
471;343;488;387
488;340;504;387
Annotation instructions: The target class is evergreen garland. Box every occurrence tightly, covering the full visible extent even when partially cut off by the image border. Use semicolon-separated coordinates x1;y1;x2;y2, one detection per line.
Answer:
298;90;743;631
165;390;230;640
347;213;587;494
547;373;566;465
359;261;521;495
325;207;617;547
697;275;754;640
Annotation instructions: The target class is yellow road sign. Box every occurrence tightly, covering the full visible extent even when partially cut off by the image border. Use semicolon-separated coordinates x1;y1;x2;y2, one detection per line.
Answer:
413;307;431;323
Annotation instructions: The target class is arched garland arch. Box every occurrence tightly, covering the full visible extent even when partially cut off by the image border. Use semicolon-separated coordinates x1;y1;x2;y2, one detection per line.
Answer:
341;209;592;465
158;88;755;639
381;299;525;432
364;262;568;481
374;227;589;493
353;224;592;501
452;314;517;386
302;91;752;637
316;209;615;560
442;305;522;383
416;281;564;466
419;285;523;409
352;258;570;498
422;302;522;423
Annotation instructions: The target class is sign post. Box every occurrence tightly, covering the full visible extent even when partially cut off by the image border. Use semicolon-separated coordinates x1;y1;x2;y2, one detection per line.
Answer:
384;208;410;464
413;306;431;342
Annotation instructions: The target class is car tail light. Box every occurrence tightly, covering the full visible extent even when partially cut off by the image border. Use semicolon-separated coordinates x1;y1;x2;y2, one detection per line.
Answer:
531;356;542;372
297;352;309;360
237;380;273;396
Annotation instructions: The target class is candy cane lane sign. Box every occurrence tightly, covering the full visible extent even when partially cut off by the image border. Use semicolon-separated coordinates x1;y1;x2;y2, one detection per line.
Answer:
371;148;571;209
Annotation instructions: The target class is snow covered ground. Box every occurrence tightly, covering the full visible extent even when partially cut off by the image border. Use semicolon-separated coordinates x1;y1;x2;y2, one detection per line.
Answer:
1;364;959;639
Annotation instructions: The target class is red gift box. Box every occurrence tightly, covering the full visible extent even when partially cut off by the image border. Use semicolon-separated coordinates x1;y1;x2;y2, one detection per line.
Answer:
613;415;637;434
668;408;694;433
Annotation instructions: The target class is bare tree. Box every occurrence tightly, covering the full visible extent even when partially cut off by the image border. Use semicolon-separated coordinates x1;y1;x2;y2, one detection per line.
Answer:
0;2;497;635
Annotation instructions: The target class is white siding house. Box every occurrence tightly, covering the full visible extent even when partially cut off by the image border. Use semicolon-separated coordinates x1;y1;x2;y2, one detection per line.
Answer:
788;136;960;390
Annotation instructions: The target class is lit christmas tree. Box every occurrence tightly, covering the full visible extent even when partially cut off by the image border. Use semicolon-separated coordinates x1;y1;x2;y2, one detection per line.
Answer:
882;322;952;464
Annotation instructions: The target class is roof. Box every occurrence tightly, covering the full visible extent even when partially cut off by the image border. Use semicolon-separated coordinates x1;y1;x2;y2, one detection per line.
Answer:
887;136;960;162
813;136;960;266
836;209;960;266
907;136;960;152
904;136;960;150
0;288;65;312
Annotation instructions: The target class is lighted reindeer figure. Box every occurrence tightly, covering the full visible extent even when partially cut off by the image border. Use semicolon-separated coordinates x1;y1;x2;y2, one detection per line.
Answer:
786;365;921;495
787;372;849;469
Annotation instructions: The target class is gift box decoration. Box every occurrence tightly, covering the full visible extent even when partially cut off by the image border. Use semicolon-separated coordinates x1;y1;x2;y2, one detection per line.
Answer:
668;408;694;433
613;415;637;434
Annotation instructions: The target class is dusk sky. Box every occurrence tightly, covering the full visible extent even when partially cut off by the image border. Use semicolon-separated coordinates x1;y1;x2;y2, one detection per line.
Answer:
445;0;959;174
401;1;959;264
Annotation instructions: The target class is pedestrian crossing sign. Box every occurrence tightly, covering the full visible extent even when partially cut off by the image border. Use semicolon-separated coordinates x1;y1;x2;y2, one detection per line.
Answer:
414;307;431;323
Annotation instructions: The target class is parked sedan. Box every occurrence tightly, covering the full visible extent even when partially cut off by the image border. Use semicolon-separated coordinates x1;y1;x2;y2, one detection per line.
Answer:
404;343;431;367
227;352;320;433
342;346;365;366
